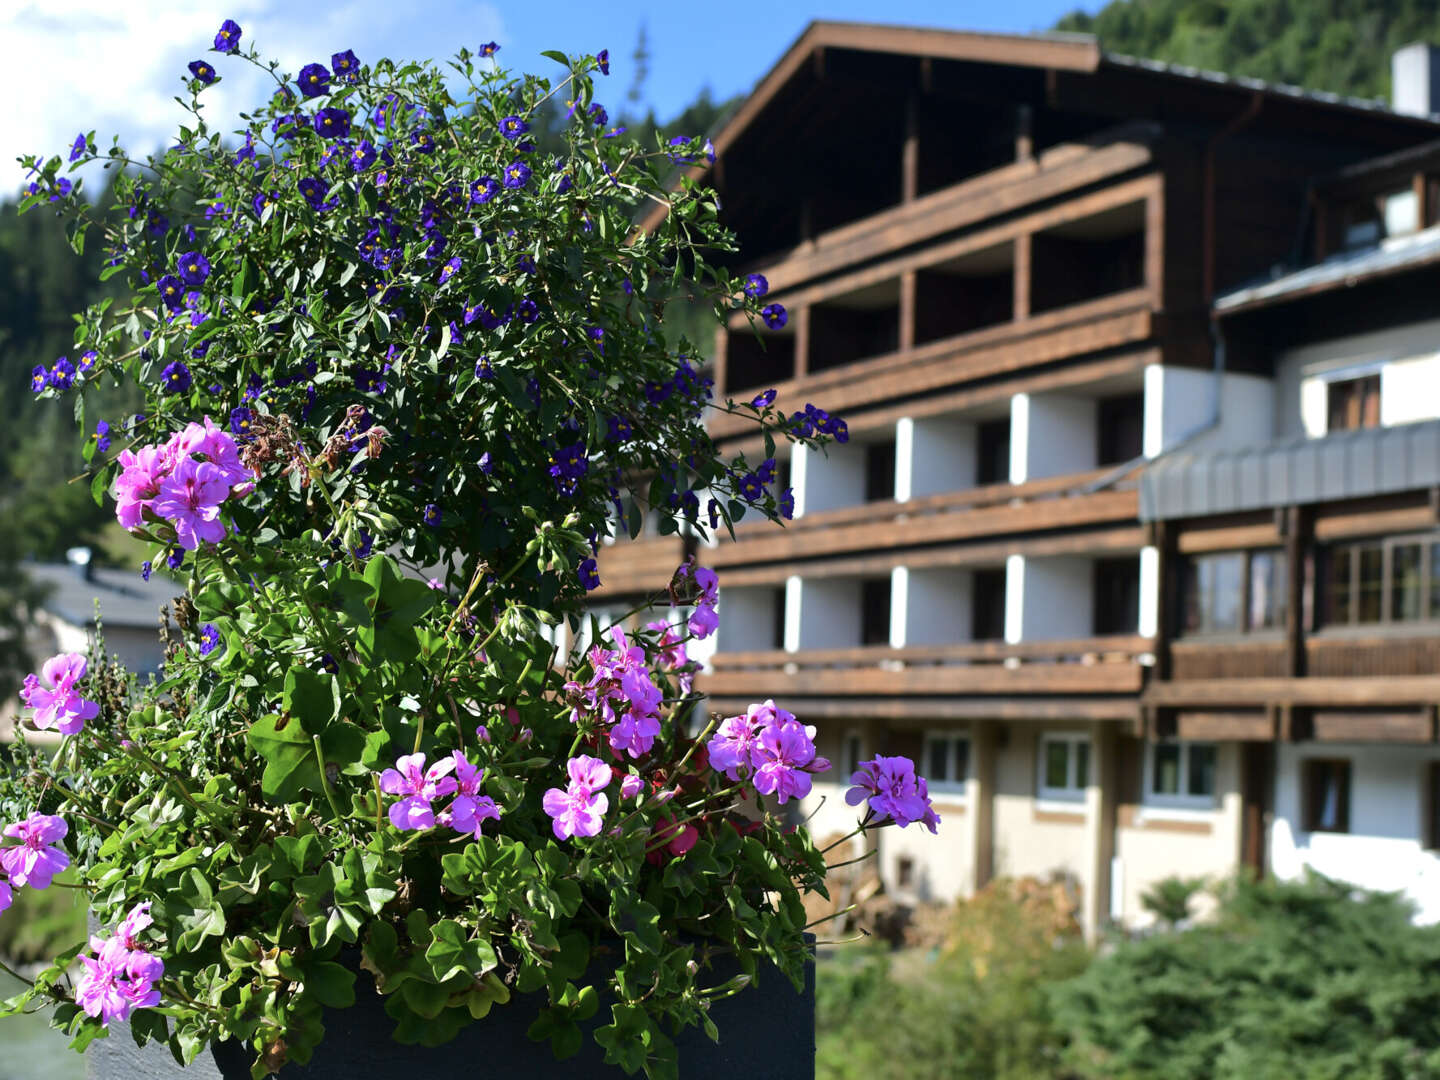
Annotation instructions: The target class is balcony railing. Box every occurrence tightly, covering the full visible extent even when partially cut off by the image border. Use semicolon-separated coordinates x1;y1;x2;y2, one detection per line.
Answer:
592;535;689;598
700;635;1152;699
708;469;1139;569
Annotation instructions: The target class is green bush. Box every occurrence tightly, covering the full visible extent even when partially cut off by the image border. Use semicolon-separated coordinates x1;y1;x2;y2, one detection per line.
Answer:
1138;874;1207;928
817;880;1089;1080
1053;874;1440;1080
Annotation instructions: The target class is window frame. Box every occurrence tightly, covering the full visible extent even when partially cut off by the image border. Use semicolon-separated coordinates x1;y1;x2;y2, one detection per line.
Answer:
1325;372;1382;434
1036;732;1091;803
1142;740;1220;811
1323;531;1440;630
922;730;970;797
1178;548;1289;639
1300;757;1352;834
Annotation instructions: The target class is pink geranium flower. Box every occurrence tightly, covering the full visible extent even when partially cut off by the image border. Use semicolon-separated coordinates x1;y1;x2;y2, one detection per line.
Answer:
379;752;457;830
846;755;940;832
1;813;69;889
19;652;99;735
542;755;612;840
151;456;231;549
444;751;502;838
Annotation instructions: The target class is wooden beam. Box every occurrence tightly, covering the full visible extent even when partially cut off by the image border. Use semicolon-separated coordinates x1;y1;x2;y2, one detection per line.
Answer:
1175;710;1273;740
898;272;916;352
1015;103;1034;162
1146;676;1440;707
711;634;1152;671
902;94;919;203
793;305;811;378
701;662;1143;700
1013;232;1032;320
702;696;1141;721
712;325;729;399
715;525;1147;586
1311;709;1432;743
1176;519;1281;553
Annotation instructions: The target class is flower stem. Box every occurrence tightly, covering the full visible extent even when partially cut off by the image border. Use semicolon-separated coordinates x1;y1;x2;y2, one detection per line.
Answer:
313;735;345;821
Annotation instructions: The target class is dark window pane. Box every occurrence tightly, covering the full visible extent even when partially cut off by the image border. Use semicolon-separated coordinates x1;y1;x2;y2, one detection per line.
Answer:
1094;558;1141;635
1180;558;1202;633
1328;546;1354;625
860;578;892;645
1210;553;1243;632
1357;545;1384;623
1187;744;1217;797
1075;741;1090;790
972;568;1007;642
844;735;863;778
1153;744;1181;795
976;419;1011;486
954;739;970;784
1327;375;1381;433
1393;543;1423;622
1097;393;1144;465
927;738;950;782
1044;742;1069;790
865;441;896;502
770;587;787;650
1303;760;1351;833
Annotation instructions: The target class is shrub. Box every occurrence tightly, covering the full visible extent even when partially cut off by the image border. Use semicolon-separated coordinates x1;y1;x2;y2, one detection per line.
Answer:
1052;874;1440;1080
1138;874;1207;928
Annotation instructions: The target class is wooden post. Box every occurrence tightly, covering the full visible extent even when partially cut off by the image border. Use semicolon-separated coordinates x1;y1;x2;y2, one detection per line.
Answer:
1013;233;1032;321
899;271;916;353
1153;521;1176;681
902;94;919;204
712;325;728;400
793;305;811;378
1285;506;1308;678
1081;720;1117;941
970;720;997;894
1015;104;1034;162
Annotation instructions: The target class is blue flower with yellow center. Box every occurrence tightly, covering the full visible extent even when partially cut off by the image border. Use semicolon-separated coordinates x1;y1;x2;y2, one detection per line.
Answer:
503;161;531;189
298;62;331;98
213;20;241;53
187;60;216;84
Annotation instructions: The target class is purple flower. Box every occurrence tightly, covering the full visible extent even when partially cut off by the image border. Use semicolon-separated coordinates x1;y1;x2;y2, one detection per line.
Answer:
152;457;230;550
298;177;330;210
745;273;769;298
252;190;278;218
751;389;777;409
350;139;377;171
214;19;241;53
298;62;331;98
331;49;360;80
380;752;458;831
439;256;462;284
445;752;501;838
199;624;221;656
846;755;939;832
478;451;494;474
474;357;495;380
597;49;610;74
166;548;184;571
499;116;530;140
188;60;216;85
19;653;99;735
69;134;86;162
75;924;163;1027
779;488;795;520
541;756;613;840
423;503;442;527
752;718;826;804
470;176;500;204
176;251;210;287
160;360;192;395
1;813;69;889
503;160;531;189
29;366;45;394
620;773;642;799
158;275;185;312
47;356;77;390
314;107;351;139
738;472;763;502
762;303;787;330
229;407;252;437
480;41;500;57
579;558;601;591
140;561;152;582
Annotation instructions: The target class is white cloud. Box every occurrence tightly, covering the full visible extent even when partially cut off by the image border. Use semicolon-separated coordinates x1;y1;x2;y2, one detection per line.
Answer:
2;0;507;194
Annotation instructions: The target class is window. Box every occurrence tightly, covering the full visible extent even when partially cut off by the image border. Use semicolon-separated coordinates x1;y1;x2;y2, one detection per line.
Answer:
842;731;865;779
1145;741;1218;809
769;587;787;651
1326;533;1440;627
860;578;892;646
865;440;896;502
1097;393;1145;466
976;418;1011;486
923;732;970;794
1180;549;1287;636
1301;759;1351;834
1038;733;1090;801
1094;557;1140;635
972;567;1007;642
1326;374;1381;433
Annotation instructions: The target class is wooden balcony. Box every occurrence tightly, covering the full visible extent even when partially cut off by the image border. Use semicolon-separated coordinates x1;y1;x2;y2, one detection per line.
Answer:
591;536;689;598
1170;640;1289;680
1306;634;1440;677
707;471;1139;570
700;635;1151;700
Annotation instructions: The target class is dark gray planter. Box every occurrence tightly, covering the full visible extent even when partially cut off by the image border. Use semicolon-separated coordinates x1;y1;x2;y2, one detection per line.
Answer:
86;943;814;1079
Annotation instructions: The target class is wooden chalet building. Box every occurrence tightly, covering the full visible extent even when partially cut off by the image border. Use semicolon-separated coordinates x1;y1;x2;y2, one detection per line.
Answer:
593;24;1440;935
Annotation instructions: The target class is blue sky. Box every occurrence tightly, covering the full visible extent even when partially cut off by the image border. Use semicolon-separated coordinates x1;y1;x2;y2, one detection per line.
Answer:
2;0;1103;192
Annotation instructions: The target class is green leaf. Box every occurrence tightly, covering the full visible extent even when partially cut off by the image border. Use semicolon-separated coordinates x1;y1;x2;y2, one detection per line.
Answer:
540;50;572;67
424;919;498;982
246;713;312;801
283;667;340;731
303;960;356;1009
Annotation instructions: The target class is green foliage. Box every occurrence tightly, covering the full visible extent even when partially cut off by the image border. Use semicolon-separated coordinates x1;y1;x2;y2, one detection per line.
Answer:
1053;874;1440;1080
1139;874;1207;927
817;880;1090;1080
1055;0;1440;100
0;26;838;1080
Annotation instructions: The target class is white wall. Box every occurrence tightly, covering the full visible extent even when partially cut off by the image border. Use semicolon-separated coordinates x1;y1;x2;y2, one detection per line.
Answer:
892;566;973;647
1142;366;1275;458
1006;555;1093;643
1273;317;1440;438
787;577;861;651
1011;392;1097;483
1271;743;1440;923
792;440;867;516
716;587;780;654
896;416;977;500
1138;546;1159;638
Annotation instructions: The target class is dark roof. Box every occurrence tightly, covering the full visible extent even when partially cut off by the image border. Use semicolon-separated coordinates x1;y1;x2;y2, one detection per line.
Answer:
1139;418;1440;521
25;563;182;629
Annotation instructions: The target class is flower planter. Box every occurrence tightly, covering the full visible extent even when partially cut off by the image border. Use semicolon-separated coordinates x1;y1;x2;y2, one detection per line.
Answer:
86;946;814;1079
